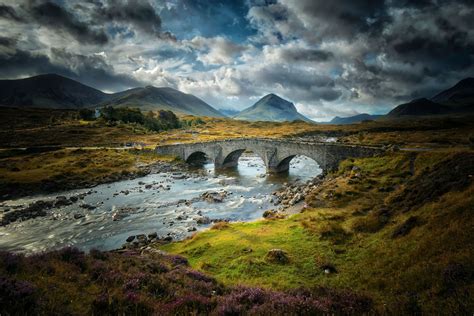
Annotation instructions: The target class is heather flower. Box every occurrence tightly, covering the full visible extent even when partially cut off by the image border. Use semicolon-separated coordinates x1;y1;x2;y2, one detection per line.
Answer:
0;251;23;273
0;277;37;314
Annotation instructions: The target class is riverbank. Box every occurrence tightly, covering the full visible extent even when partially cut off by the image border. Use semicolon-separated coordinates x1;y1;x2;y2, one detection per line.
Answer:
0;148;181;202
158;150;474;314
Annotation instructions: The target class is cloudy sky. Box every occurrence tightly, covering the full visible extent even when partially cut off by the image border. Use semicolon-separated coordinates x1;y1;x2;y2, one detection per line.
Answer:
0;0;473;120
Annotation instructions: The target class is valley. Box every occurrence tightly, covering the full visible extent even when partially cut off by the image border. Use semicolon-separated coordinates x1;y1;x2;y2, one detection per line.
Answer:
0;105;473;314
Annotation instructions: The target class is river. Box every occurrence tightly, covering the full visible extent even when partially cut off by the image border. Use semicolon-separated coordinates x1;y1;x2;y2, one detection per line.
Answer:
0;154;321;254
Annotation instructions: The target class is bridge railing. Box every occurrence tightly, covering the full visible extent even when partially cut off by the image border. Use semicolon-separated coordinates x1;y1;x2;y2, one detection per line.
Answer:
155;137;385;150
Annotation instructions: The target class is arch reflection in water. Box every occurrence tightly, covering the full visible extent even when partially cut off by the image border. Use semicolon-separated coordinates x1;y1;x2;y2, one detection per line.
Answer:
203;152;321;183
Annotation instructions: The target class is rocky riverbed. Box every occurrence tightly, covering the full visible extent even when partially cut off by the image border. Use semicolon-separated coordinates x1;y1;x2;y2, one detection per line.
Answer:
0;154;322;254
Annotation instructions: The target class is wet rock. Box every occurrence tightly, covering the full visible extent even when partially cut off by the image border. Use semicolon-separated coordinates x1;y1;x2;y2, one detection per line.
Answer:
55;196;72;207
138;181;145;185
136;234;147;242
112;212;122;221
80;204;96;210
69;196;79;203
265;249;289;264
126;235;135;242
201;191;227;203
187;226;197;232
145;184;152;189
262;210;278;218
163;236;173;242
73;213;84;219
1;200;54;226
148;232;158;239
196;216;211;225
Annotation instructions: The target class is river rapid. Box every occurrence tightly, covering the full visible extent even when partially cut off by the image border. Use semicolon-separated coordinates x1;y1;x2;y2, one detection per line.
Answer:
0;154;321;254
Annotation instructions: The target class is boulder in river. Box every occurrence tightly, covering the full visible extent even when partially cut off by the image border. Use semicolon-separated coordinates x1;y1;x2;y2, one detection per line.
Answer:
196;216;211;225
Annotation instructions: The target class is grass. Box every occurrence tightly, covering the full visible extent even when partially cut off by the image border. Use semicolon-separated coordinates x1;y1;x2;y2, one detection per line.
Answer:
160;150;474;314
0;248;372;315
0;148;173;199
2;107;473;148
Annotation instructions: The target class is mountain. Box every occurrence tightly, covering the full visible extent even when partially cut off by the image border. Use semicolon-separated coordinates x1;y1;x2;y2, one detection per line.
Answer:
329;113;382;124
431;77;474;109
388;78;474;117
233;94;312;122
101;86;224;117
219;108;240;117
0;74;110;109
0;74;224;117
388;98;450;117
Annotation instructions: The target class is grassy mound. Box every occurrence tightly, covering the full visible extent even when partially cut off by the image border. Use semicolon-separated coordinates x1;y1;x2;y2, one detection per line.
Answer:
160;151;474;314
0;248;371;315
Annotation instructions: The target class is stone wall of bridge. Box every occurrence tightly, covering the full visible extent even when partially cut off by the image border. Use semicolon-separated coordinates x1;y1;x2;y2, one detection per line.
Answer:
155;138;383;173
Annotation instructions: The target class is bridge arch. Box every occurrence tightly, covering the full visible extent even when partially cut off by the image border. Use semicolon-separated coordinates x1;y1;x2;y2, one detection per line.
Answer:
274;154;323;173
185;151;211;166
219;148;269;169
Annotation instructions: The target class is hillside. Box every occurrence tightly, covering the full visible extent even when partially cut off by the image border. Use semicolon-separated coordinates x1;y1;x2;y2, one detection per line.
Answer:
330;113;382;124
100;86;224;117
234;94;312;122
388;98;450;117
0;74;224;117
0;74;110;109
388;78;474;117
431;77;474;109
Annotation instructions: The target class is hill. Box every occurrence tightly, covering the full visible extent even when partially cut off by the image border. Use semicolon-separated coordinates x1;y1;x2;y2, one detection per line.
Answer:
0;74;110;109
388;78;474;117
431;77;474;109
0;74;224;117
101;86;224;117
330;113;382;124
234;94;312;122
387;98;451;117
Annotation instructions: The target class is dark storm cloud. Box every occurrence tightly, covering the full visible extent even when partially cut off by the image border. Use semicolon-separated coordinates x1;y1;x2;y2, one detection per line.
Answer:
28;1;108;44
0;36;16;48
0;4;23;21
256;66;341;102
280;48;333;62
0;46;142;91
91;0;173;39
49;48;142;91
0;49;65;78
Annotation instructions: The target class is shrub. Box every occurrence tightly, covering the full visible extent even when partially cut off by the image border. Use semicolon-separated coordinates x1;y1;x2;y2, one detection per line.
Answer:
0;277;37;314
78;108;96;120
0;251;23;273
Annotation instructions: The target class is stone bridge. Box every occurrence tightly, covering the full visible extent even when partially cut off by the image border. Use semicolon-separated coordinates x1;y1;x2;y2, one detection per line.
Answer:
155;138;384;173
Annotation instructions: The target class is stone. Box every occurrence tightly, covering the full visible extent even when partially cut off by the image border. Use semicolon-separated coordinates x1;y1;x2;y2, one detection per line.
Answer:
80;204;96;210
148;232;158;239
136;234;147;241
196;216;211;225
265;249;289;264
126;235;135;242
73;213;84;219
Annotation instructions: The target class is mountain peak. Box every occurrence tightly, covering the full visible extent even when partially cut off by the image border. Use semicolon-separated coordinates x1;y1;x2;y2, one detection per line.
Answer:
234;93;312;123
